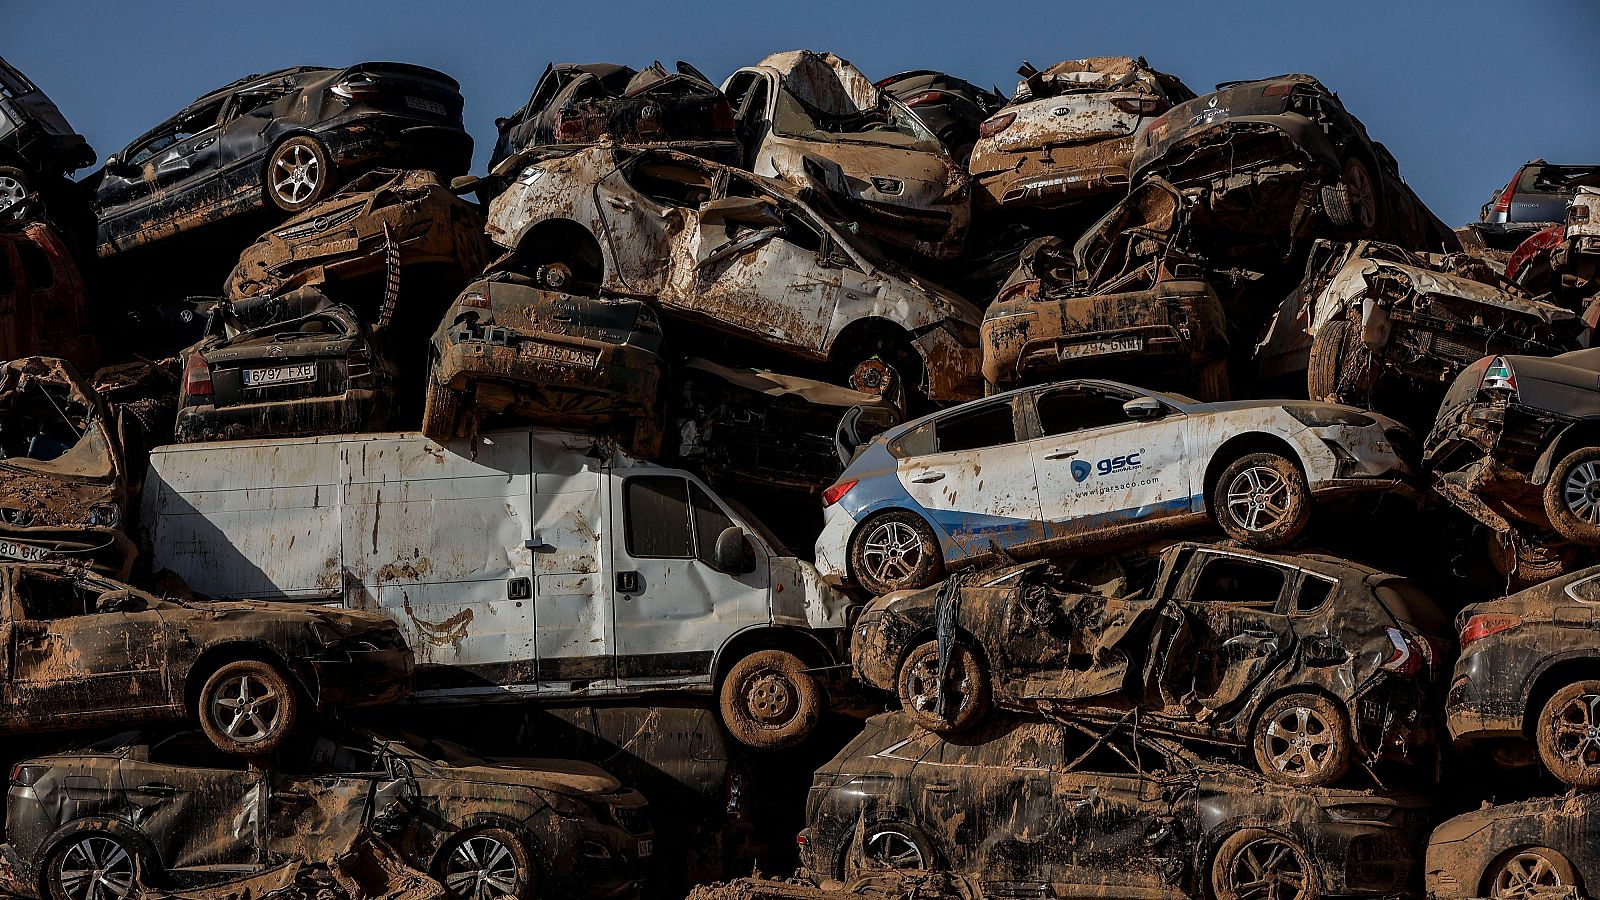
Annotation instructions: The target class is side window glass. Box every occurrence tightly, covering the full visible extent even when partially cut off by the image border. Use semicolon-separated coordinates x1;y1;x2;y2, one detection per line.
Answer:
1569;575;1600;604
625;476;693;558
1295;575;1335;614
128;129;180;166
690;483;737;567
16;241;54;290
149;732;249;770
1188;558;1286;609
1064;731;1143;776
738;79;769;122
1035;388;1135;437
933;400;1017;453
15;572;93;619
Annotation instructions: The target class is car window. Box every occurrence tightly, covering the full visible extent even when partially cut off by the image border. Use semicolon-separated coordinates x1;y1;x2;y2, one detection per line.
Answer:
1034;387;1136;437
127;98;226;165
1188;557;1287;609
625;156;717;207
691;482;738;567
1567;574;1600;604
16;241;54;291
225;86;288;122
1062;727;1158;776
14;570;98;619
624;476;693;558
933;399;1018;453
1294;574;1336;615
150;732;249;770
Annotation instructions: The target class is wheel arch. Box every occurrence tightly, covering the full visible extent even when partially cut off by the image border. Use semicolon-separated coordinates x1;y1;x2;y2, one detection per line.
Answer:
36;817;162;898
1198;822;1312;900
183;641;310;714
1243;682;1349;750
514;216;606;284
844;506;951;586
833;814;943;879
1202;431;1310;511
1531;424;1600;487
1478;844;1584;898
425;813;550;885
712;624;836;689
1520;654;1600;738
826;317;925;389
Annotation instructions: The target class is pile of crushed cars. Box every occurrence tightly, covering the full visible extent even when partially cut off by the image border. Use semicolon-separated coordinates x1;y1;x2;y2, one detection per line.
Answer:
1;45;1599;900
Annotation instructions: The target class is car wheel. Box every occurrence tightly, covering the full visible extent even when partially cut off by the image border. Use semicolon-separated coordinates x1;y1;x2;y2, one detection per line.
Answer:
1212;452;1311;547
850;511;944;596
1485;847;1579;900
47;832;140;900
844;822;935;881
0;166;32;221
1485;532;1574;590
1322;156;1378;235
265;136;333;212
897;639;989;734
197;659;298;755
1543;447;1600;545
1211;828;1318;900
438;826;536;900
1535;680;1600;789
1306;318;1355;405
718;649;824;751
421;379;463;443
1251;693;1352;787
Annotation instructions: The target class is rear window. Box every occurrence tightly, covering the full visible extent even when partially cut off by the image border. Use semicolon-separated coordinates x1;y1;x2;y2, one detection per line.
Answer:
1520;165;1600;196
1373;579;1450;635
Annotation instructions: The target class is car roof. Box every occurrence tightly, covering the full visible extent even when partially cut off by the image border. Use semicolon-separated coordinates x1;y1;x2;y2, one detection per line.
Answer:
876;378;1201;444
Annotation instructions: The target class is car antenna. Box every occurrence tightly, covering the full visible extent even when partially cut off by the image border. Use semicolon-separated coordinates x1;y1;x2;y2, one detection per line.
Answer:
31;378;82;441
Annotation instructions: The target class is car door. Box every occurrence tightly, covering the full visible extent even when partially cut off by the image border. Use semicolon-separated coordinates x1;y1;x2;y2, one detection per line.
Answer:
265;736;393;862
1049;729;1187;899
1027;384;1193;532
722;70;773;171
898;396;1044;556
215;84;289;194
97;98;228;242
530;464;611;687
117;732;264;873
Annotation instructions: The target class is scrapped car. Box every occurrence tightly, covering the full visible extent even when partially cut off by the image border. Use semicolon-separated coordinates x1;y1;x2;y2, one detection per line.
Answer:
1477;159;1600;250
981;177;1230;397
874;69;1004;163
224;168;488;301
0;55;94;220
1256;239;1582;412
490;61;736;170
722;51;969;260
0;357;125;531
1427;793;1600;900
3;727;651;900
0;220;93;370
853;542;1448;786
800;712;1430;900
0;562;411;754
968;56;1194;214
1448;564;1600;788
176;287;396;443
1509;186;1600;303
815;378;1414;595
92;62;471;256
485;144;984;403
423;272;665;447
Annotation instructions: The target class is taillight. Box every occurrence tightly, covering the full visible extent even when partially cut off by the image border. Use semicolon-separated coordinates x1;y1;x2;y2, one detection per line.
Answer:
1493;175;1518;215
902;90;947;107
1481;356;1518;393
1379;627;1422;678
995;279;1041;306
557;114;585;141
1572;204;1591;225
1111;97;1167;116
331;75;382;101
822;480;857;507
182;352;212;398
795;833;809;846
978;112;1016;139
1461;613;1522;649
347;348;371;378
711;101;735;132
10;764;44;787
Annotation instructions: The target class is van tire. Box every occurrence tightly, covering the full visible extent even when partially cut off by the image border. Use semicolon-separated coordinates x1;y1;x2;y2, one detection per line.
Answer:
197;659;298;756
421;379;462;443
850;511;944;596
1543;446;1600;545
719;649;823;751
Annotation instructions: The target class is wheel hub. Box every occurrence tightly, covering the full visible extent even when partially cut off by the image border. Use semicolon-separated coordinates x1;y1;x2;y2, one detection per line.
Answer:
747;673;795;723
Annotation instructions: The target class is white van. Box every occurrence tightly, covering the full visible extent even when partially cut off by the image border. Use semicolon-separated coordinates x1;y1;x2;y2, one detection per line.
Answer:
142;428;859;750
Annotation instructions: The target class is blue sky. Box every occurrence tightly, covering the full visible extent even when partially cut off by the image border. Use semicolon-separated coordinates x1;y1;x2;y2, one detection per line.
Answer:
8;0;1598;225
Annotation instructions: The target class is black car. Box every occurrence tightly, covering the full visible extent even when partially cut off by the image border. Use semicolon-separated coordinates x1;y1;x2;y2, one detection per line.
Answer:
1428;793;1600;900
874;69;1005;162
0;56;93;222
91;62;471;256
799;712;1429;900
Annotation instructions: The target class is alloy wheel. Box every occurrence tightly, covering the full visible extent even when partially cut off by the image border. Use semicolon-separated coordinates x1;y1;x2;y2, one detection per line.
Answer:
443;835;521;900
208;673;283;744
905;653;971;716
1226;466;1291;532
1493;852;1569;900
1562;462;1600;525
1346;162;1376;231
861;520;924;583
1225;835;1308;900
1549;690;1600;772
0;173;26;219
271;144;322;206
1262;705;1336;779
862;830;925;870
55;836;135;900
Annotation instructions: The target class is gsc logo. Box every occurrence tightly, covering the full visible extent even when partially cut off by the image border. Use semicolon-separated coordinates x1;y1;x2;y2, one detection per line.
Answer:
1071;452;1144;483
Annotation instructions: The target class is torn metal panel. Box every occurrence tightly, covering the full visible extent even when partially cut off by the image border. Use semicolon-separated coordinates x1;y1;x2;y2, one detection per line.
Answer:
0;356;126;530
0;220;95;370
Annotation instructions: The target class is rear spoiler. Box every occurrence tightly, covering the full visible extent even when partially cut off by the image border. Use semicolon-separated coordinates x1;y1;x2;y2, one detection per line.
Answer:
340;62;460;91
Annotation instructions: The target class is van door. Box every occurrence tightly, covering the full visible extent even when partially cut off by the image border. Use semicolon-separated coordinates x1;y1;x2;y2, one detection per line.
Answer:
608;472;765;685
530;465;612;688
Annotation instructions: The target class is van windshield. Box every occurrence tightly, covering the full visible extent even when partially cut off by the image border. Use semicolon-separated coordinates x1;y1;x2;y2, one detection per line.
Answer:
724;498;791;556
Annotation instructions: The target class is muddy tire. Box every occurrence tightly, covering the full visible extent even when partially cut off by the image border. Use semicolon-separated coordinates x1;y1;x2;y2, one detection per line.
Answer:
844;821;936;881
850;511;944;596
718;649;824;751
1306;318;1353;404
1251;693;1352;787
1196;359;1231;402
197;659;298;756
1535;680;1600;789
0;166;32;221
437;826;536;900
46;832;141;900
1484;847;1579;900
897;640;989;734
1211;828;1318;900
265;136;332;212
421;379;463;443
1211;452;1312;547
1322;156;1378;236
1543;447;1600;545
1486;532;1573;590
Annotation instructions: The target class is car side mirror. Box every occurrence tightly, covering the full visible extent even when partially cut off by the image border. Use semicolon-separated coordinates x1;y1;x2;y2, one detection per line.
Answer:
96;591;146;613
713;526;755;574
1123;396;1164;420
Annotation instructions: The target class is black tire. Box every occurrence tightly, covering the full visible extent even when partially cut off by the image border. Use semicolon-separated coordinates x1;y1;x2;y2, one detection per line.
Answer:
1251;693;1352;787
1196;359;1231;402
843;821;936;881
1211;452;1312;547
718;649;824;751
436;826;537;900
1543;446;1600;545
849;511;944;596
896;639;990;734
1306;318;1353;404
1211;828;1318;900
197;659;298;755
0;165;33;221
1535;680;1600;789
265;136;333;212
1483;846;1580;900
421;379;463;443
1322;156;1378;235
46;832;140;900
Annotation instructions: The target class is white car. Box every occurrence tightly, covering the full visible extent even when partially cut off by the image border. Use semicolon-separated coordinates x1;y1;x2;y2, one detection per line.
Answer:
815;378;1415;595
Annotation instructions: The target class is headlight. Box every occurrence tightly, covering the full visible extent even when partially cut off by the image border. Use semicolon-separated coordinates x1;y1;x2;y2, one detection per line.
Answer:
542;791;587;818
307;620;346;647
1285;405;1374;428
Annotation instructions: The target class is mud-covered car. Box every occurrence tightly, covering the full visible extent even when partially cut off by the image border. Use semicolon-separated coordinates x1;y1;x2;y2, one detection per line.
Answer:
722;51;969;260
981;177;1229;396
223;168;487;301
815;378;1414;595
0;562;410;755
176;287;396;443
422;272;665;446
0;221;93;370
2;726;651;900
485;144;984;403
0;358;125;531
874;70;1004;163
91;62;471;256
1257;239;1582;413
0;56;94;221
969;56;1194;214
1427;793;1600;900
799;712;1430;899
853;542;1447;786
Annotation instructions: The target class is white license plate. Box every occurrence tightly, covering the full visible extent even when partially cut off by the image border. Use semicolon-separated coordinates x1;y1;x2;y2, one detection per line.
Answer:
1060;336;1143;360
0;539;48;563
636;839;653;858
406;96;447;116
243;364;318;388
521;342;598;368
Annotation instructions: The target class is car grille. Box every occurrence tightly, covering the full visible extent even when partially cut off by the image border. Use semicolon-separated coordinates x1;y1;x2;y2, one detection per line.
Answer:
609;803;652;836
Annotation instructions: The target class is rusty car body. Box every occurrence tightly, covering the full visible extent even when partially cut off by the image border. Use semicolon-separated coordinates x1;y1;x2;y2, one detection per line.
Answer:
721;51;969;260
91;63;471;257
0;220;94;371
0;562;411;754
0;357;126;531
1426;793;1600;900
799;712;1430;899
485;144;984;403
422;272;665;447
874;70;1004;163
0;55;94;220
981;177;1229;396
2;726;650;900
968;56;1194;214
223;168;488;302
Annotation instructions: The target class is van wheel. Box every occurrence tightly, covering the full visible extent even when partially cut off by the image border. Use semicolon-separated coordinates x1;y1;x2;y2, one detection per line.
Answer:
850;511;944;596
897;640;989;734
719;649;823;751
1211;452;1311;547
265;136;332;212
1543;447;1600;544
1322;156;1378;235
1535;680;1600;789
422;379;463;443
1211;829;1317;900
198;659;298;755
1251;693;1351;787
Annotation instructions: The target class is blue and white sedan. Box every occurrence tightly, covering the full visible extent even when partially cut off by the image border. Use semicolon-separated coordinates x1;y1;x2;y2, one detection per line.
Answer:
815;379;1414;595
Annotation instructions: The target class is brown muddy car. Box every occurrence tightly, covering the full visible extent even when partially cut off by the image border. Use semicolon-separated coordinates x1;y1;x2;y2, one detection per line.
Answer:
852;542;1450;787
1427;794;1600;900
0;221;94;371
0;562;411;755
0;358;125;531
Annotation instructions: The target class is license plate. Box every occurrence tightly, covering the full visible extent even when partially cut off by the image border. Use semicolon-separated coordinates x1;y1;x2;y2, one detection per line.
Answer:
243;364;318;388
406;96;446;116
521;342;598;368
1060;336;1142;360
0;539;48;563
636;839;653;858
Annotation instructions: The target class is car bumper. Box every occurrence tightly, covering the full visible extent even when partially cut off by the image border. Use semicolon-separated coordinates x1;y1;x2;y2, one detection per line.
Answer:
175;388;390;443
320;117;474;177
849;610;911;690
309;647;414;708
433;330;661;418
1446;644;1527;743
973;138;1136;210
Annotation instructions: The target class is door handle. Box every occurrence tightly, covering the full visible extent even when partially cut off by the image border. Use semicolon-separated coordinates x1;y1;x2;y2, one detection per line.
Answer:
911;472;945;484
606;197;634;212
615;571;641;594
1045;449;1079;460
507;577;531;601
194;138;215;149
923;782;957;793
135;783;177;796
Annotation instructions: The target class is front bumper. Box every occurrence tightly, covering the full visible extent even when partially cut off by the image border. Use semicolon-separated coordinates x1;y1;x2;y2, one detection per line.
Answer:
176;387;391;443
814;504;857;587
433;327;661;420
310;646;414;708
570;795;653;900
